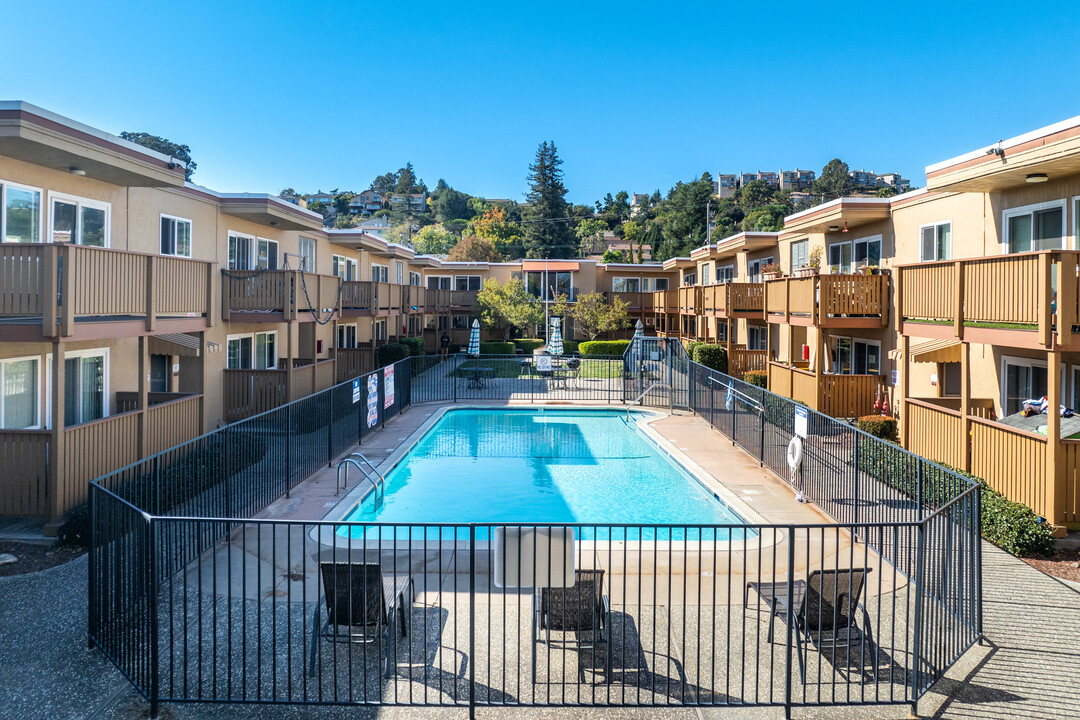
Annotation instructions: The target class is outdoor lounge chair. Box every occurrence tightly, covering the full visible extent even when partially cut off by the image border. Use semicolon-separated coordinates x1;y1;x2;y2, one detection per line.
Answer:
532;569;611;683
309;562;415;679
745;568;873;682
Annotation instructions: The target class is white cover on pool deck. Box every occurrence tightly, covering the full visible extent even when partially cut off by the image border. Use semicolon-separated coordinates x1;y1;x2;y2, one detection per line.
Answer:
493;526;575;588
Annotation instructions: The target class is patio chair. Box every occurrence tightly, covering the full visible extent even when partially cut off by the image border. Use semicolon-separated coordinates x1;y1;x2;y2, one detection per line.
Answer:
532;569;611;683
309;562;415;679
745;568;873;682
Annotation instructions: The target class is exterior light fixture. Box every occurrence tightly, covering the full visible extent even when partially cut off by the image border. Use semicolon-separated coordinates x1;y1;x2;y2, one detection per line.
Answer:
842;222;849;233
1026;173;1048;183
828;225;840;232
69;167;86;176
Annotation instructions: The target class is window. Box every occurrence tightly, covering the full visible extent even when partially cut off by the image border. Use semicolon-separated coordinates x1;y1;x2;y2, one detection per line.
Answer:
395;261;404;285
920;222;951;262
653;277;669;291
298;237;317;272
611;277;640;292
1;181;42;243
829;236;881;273
453;314;470;329
790;239;809;270
854;235;882;268
227;332;276;370
160;215;192;257
409;271;421;286
50;194;108;246
455;275;481;291
747;257;773;283
0;356;40;429
683;272;696;286
374;319;387;341
1071;365;1080;410
45;349;108;427
427;275;450;290
332;255;357;280
337;323;357;349
716;322;728;342
1004;201;1066;253
827;242;852;273
1002;356;1048;416
228;232;255;270
716;265;735;284
830;337;880;375
256;238;278;270
701;264;711;285
371;263;389;282
746;326;767;351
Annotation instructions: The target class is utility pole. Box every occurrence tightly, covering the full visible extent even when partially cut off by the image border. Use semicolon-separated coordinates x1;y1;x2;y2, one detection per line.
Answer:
706;199;712;244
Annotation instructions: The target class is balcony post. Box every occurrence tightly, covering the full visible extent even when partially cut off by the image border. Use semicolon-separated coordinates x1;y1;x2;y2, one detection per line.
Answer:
1058;253;1074;347
960;342;971;472
205;262;217;327
783;278;790;325
895;266;904;334
145;255;157;333
137;335;150;458
813;329;824;413
48;341;66;524
285;322;295;402
41;244;59;338
1039;253;1053;348
953;260;964;340
900;334;910;447
59;245;75;338
1047;348;1063;527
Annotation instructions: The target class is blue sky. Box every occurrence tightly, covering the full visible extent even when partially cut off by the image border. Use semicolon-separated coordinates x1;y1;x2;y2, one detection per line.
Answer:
5;1;1080;204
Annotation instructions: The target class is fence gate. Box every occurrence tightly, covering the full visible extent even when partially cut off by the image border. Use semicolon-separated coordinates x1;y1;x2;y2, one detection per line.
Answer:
623;336;689;409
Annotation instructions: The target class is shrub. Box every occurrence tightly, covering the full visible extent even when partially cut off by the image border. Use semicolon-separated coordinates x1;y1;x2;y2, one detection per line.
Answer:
856;415;899;443
399;337;425;356
692;344;728;374
684;340;703;359
514;339;545;353
479;341;515;355
979;479;1055;557
58;504;90;548
563;340;580;355
744;370;767;388
376;342;410;367
579;340;631;356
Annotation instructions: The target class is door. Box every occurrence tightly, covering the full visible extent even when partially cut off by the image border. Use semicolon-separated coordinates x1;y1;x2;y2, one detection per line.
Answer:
150;355;169;393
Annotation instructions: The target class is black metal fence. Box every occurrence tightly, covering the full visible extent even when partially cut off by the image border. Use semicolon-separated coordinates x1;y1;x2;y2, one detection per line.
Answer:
89;349;981;718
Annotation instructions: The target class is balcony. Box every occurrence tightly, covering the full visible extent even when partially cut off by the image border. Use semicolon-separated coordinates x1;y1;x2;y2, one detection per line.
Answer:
222;359;336;420
897;250;1080;350
0;243;215;341
701;282;764;317
604;291;656;313
765;273;889;328
767;362;885;418
222;270;343;322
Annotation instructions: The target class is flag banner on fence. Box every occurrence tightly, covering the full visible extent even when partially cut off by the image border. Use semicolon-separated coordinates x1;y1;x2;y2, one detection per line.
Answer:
366;374;379;428
384;365;395;408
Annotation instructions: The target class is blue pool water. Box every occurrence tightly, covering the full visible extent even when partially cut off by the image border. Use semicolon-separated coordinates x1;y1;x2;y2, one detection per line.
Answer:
338;408;752;541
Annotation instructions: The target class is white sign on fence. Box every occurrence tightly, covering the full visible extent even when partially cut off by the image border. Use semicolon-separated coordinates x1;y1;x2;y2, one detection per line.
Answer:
537;355;552;372
794;405;808;439
384;366;395;409
366;374;379;428
352;378;361;404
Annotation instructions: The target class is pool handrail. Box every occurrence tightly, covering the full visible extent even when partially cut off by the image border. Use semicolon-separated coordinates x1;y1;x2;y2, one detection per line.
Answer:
626;382;673;423
336;457;383;502
345;452;389;498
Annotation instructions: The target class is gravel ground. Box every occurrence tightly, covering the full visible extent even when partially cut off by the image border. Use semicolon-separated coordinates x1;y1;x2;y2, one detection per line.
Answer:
0;542;85;578
1022;546;1080;583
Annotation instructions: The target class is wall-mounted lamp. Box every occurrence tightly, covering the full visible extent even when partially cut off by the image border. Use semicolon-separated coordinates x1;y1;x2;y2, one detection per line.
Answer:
841;222;849;233
828;225;840;232
1026;173;1048;183
68;167;86;176
985;142;1005;158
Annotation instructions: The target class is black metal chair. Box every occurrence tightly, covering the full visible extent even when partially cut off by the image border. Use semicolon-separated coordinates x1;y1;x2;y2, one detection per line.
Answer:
532;569;611;682
309;562;415;679
745;568;874;682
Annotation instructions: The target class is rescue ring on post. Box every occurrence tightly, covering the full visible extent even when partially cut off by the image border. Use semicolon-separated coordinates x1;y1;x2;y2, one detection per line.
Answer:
786;436;803;471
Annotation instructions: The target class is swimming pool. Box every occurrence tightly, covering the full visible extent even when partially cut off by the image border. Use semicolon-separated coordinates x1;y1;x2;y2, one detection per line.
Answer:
338;408;752;541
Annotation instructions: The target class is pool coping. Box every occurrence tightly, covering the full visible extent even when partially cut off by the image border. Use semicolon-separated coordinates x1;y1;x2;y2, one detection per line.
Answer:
311;403;781;556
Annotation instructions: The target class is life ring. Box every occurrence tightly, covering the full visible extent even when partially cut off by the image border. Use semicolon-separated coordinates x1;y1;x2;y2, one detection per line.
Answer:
786;436;803;471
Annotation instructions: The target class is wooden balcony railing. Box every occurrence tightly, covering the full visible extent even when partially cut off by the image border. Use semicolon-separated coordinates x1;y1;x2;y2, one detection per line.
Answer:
336;346;377;382
0;243;214;336
0;430;49;516
115;391;199;413
701;283;765;316
677;286;702;315
223;270;345;319
652;289;679;314
765;273;889;325
728;345;768;378
223;368;288;420
897;250;1080;347
766;362;884;417
605;291;656;312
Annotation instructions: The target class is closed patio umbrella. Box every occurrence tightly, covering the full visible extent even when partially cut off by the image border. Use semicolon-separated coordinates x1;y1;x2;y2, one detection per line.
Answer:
468;319;481;356
548;318;564;356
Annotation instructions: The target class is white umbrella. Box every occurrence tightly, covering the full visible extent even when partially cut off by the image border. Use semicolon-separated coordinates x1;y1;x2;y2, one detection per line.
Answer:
468;319;481;356
548;318;564;357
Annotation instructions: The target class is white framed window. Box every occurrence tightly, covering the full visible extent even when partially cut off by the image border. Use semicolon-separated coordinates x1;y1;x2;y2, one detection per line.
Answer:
455;275;481;292
228;232;255;270
716;265;735;284
395;261;404;285
1;180;43;243
829;235;881;273
374;319;387;341
790;239;808;271
160;214;192;257
0;355;40;429
409;271;421;286
920;222;951;262
682;272;696;286
49;192;109;246
1003;200;1066;253
747;257;773;283
297;236;317;272
1071;364;1080;411
45;348;109;427
427;274;451;290
1001;355;1050;417
332;255;357;281
256;238;278;270
611;277;640;292
337;323;357;349
226;331;277;370
700;263;711;285
371;263;389;282
830;337;880;376
746;326;767;351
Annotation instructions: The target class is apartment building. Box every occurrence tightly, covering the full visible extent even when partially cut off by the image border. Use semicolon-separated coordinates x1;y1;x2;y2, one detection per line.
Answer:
716;174;737;198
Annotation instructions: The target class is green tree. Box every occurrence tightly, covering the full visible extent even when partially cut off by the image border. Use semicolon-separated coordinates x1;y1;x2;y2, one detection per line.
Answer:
333;213;360;228
602;248;628;263
574;218;608;256
333;193;353;215
570;291;632;340
394;162;419;195
307;200;327;217
622;220;644;263
119;132;197;180
447;235;505;262
413;224;456;255
741;205;786;232
657;172;713;256
739;179;774;210
711;198;744;239
812;159;854;201
370;172;398;198
476;277;543;339
466;206;522;254
523;141;573;258
434;187;472;224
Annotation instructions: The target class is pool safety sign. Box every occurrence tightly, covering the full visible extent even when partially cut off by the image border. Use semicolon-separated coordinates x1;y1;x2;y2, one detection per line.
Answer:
384;366;395;408
352;378;361;404
366;374;379;428
794;405;808;439
537;355;552;372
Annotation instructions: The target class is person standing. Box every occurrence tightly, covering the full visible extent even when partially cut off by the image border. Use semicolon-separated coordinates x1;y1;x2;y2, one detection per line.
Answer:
440;331;451;361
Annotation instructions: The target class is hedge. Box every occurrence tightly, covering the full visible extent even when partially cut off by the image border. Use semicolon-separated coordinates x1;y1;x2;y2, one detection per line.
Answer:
976;474;1056;556
563;340;580;354
580;340;630;356
743;370;767;388
399;337;425;356
514;339;545;353
479;341;515;355
692;343;728;374
856;415;899;443
684;340;703;359
376;342;410;366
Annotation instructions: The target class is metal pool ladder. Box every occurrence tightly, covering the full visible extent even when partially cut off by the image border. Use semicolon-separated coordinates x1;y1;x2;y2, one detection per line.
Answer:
625;382;672;424
336;452;387;502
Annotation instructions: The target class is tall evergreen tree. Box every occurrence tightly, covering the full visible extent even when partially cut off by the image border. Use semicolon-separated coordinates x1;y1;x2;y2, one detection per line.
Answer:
523;141;573;259
394;162;418;195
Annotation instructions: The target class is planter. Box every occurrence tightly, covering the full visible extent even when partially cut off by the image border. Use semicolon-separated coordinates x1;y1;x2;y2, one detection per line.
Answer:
763;272;782;281
794;267;819;278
